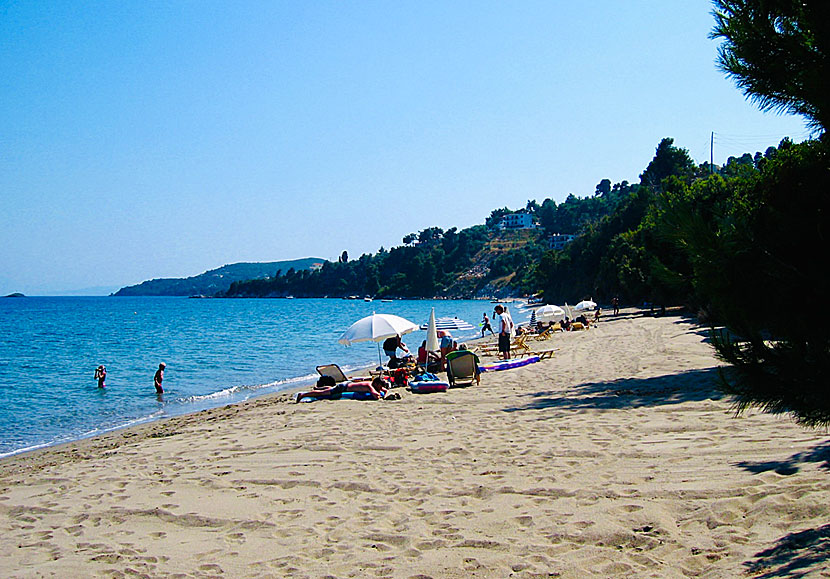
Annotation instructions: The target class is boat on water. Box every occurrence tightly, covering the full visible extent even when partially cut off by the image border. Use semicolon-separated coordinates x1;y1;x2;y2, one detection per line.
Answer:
364;297;373;302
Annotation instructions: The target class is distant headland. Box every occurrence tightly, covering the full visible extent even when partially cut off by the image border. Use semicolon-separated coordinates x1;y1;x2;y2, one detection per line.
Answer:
112;258;326;297
3;293;25;298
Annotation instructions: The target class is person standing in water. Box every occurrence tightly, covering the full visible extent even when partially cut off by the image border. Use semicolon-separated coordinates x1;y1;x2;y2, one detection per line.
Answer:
94;365;107;388
481;313;495;337
154;363;166;394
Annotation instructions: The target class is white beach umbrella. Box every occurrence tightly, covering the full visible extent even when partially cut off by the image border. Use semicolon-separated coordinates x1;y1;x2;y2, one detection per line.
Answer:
338;313;419;367
574;300;597;312
338;313;419;345
537;304;566;321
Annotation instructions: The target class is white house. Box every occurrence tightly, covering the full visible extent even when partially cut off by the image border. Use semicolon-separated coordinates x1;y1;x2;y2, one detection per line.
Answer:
549;233;577;250
497;212;535;230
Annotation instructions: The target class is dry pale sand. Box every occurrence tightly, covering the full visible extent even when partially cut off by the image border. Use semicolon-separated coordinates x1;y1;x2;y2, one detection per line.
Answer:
2;310;829;578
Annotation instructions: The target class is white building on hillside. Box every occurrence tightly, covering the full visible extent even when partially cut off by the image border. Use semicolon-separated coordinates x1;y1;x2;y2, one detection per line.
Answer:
549;233;577;250
497;212;536;230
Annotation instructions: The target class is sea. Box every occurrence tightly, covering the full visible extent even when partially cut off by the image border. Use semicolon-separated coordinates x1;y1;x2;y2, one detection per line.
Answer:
0;296;532;458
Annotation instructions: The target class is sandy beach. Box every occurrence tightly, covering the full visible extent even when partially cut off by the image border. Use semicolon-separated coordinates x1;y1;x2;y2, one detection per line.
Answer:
2;310;829;578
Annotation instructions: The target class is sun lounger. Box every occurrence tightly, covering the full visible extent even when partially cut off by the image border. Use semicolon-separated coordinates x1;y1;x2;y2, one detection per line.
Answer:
473;334;529;356
525;347;557;360
445;350;480;387
316;364;350;383
529;327;553;341
512;334;531;355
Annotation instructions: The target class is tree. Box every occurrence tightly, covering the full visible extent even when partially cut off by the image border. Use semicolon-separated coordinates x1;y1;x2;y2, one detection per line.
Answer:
711;0;830;133
486;208;513;229
595;179;612;197
339;250;349;263
700;1;830;426
684;140;830;426
639;138;696;191
418;227;444;245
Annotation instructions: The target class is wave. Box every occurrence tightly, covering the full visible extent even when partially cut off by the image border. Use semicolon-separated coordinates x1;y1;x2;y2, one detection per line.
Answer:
178;362;377;404
179;372;318;404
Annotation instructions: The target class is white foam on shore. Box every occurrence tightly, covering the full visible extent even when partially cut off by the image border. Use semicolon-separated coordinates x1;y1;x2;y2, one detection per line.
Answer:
181;372;319;403
0;409;167;460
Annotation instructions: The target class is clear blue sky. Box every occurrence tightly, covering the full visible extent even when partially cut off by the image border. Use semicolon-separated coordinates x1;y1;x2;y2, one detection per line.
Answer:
0;1;812;295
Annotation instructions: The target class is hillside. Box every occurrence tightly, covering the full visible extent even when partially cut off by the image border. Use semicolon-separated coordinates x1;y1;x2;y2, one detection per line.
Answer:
113;258;326;297
223;226;549;299
444;228;546;298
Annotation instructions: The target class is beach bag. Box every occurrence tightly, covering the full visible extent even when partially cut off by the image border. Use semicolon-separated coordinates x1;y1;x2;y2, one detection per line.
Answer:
391;368;408;388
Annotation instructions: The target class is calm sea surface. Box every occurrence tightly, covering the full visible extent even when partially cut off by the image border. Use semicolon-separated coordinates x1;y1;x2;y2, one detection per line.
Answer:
0;297;532;457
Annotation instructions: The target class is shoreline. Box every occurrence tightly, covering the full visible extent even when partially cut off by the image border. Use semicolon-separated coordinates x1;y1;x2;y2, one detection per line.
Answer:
0;296;499;460
3;310;828;577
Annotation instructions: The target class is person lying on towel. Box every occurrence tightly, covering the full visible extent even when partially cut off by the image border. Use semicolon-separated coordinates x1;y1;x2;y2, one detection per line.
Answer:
296;376;389;402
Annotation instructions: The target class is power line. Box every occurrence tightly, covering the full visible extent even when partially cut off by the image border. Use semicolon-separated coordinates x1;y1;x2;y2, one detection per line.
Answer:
704;129;815;165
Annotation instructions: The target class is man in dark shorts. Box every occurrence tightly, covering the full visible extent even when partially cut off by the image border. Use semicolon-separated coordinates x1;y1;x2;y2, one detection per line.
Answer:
494;305;514;360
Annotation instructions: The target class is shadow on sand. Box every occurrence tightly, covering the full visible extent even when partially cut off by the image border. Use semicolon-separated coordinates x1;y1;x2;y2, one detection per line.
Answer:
744;524;830;578
502;366;725;414
736;440;830;476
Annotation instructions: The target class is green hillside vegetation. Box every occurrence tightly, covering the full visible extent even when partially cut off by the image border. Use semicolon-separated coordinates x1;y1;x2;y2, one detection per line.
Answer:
113;258;325;297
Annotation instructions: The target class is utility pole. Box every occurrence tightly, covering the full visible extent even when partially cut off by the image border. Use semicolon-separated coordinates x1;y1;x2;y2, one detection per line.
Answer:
710;131;714;174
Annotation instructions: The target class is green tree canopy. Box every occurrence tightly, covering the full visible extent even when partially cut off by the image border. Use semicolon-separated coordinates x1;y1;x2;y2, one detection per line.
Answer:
711;0;830;133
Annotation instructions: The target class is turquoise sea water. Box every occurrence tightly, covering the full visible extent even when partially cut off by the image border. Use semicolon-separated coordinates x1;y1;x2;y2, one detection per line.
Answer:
0;297;531;457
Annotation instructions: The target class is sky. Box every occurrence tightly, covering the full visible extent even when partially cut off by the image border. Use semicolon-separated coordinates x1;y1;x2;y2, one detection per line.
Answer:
0;1;813;295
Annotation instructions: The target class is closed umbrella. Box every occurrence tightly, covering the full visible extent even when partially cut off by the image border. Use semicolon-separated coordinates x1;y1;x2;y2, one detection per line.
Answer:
426;308;440;353
338;313;419;366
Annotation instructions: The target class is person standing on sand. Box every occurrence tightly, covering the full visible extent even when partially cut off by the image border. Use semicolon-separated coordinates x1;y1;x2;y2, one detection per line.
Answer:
94;365;106;389
154;363;165;394
494;305;514;360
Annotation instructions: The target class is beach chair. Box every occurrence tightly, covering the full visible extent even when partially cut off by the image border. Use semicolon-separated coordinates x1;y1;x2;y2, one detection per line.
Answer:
511;334;531;355
474;341;500;355
525;347;557;360
316;364;350;383
446;350;480;387
530;327;553;341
